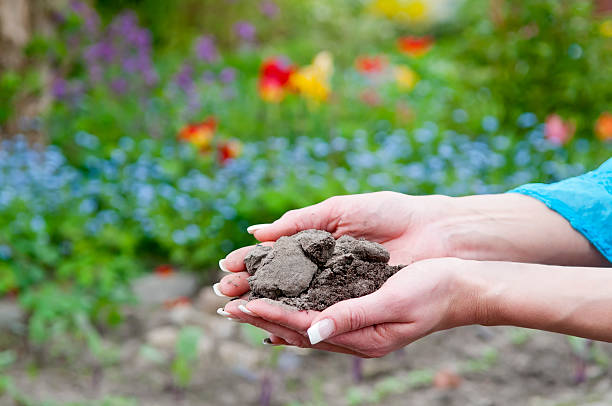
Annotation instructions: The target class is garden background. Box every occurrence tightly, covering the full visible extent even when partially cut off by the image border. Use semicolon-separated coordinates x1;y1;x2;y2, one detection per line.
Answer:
1;0;612;405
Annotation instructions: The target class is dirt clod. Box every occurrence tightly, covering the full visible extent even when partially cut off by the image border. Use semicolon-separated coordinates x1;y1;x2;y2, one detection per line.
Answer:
247;230;404;310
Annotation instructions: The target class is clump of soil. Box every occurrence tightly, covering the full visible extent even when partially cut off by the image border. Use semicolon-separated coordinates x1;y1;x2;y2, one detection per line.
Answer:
245;230;404;311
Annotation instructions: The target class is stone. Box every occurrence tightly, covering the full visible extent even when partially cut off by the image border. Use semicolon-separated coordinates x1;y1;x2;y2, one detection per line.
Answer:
131;272;199;305
244;244;272;275
248;236;318;298
146;326;178;351
295;229;336;264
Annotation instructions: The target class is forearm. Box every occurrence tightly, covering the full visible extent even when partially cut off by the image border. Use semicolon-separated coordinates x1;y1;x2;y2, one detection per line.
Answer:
436;193;609;267
459;260;612;342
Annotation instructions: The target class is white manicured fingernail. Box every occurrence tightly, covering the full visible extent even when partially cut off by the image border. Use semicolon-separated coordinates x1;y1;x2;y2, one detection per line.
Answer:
307;319;335;345
247;223;271;234
238;304;256;316
212;283;231;298
216;308;231;317
219;259;230;272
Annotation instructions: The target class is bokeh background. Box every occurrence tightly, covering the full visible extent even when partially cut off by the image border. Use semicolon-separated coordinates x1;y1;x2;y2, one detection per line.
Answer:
1;0;612;405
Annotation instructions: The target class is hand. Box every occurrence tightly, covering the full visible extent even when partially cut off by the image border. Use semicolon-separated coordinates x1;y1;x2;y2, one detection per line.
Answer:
215;191;606;300
222;257;475;358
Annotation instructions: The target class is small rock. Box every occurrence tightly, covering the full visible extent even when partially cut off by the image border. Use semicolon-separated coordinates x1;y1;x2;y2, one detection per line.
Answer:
334;235;389;263
248;236;317;298
244;245;272;275
203;316;237;340
132;272;199;305
0;299;25;332
146;326;178;351
218;342;261;370
295;229;336;264
195;286;229;314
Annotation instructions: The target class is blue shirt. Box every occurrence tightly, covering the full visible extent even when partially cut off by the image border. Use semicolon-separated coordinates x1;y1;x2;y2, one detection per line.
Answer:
510;158;612;263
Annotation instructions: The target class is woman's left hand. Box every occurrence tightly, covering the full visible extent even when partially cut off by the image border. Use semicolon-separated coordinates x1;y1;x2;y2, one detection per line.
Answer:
222;257;477;358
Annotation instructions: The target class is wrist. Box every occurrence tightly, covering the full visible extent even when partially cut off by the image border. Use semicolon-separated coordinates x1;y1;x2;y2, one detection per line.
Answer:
431;193;605;266
445;258;498;328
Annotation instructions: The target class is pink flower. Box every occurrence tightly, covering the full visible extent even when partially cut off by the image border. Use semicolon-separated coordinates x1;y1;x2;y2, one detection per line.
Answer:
545;114;575;145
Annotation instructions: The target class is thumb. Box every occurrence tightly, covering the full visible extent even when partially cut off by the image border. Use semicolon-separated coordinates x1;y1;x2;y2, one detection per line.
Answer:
248;198;336;242
306;289;393;345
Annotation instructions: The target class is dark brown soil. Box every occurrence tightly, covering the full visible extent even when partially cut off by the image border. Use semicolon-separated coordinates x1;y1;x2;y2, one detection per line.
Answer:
245;230;404;310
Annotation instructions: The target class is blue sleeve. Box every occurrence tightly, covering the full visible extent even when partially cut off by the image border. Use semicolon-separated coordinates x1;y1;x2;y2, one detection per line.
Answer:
508;158;612;263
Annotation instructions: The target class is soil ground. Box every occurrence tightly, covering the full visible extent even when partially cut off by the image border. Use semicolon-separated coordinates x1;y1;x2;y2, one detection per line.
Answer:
3;288;612;406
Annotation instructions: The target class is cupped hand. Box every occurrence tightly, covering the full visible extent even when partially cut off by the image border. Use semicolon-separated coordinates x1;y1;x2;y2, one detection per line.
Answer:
216;192;455;298
222;257;475;358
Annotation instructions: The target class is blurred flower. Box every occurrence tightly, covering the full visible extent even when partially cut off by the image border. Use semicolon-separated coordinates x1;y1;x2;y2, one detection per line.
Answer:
234;21;256;42
110;78;128;94
396;101;415;123
218;140;243;164
194;35;219;63
258;57;295;102
393;65;419;91
359;89;382;106
175;64;195;92
290;51;334;103
51;77;68;99
178;117;217;151
260;0;280;18
369;0;454;24
355;55;388;74
370;0;427;22
219;67;237;84
545;114;575;145
398;36;434;57
595;112;612;142
154;264;174;277
600;19;612;37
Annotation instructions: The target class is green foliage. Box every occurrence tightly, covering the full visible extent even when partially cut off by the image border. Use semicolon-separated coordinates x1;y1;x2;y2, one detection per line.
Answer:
449;0;612;132
460;347;499;373
171;326;203;388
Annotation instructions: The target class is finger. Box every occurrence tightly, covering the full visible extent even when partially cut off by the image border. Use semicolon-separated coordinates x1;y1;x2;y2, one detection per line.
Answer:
225;300;314;347
226;301;368;357
306;289;396;345
250;199;338;242
246;298;319;332
221;242;274;272
215;272;250;297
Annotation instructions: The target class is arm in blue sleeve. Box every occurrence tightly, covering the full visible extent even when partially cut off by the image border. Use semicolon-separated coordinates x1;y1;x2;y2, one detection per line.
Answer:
509;158;612;263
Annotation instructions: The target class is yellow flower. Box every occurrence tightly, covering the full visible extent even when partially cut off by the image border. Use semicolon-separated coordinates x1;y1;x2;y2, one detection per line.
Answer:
393;65;419;91
369;0;428;23
601;20;612;38
290;51;334;103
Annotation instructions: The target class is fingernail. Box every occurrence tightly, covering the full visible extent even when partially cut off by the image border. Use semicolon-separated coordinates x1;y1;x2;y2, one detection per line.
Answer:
307;319;335;345
212;283;231;298
262;338;277;346
238;304;256;316
219;259;230;273
247;223;271;234
216;308;231;317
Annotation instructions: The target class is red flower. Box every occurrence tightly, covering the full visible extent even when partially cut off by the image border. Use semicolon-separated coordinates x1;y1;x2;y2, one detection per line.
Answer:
545;114;575;145
178;117;217;151
258;57;296;102
355;55;388;74
217;140;242;165
595;112;612;142
154;264;174;278
397;36;434;57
